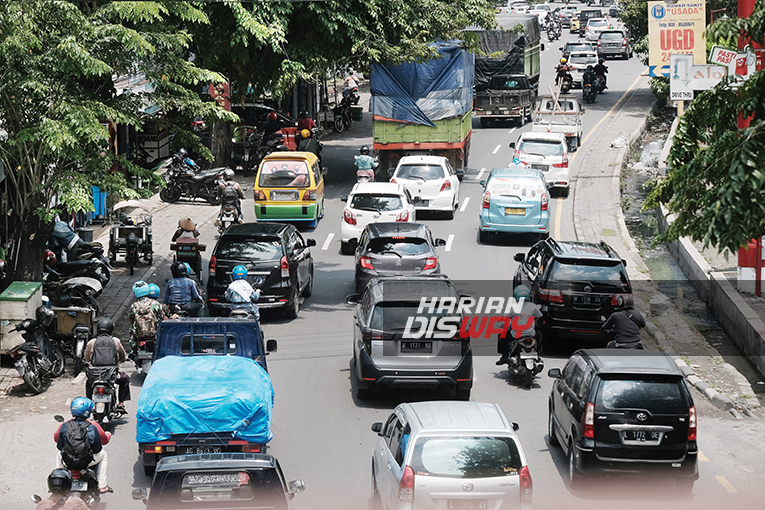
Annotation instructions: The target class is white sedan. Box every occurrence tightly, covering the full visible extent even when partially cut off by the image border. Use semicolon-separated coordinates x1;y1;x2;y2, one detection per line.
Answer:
389;155;462;219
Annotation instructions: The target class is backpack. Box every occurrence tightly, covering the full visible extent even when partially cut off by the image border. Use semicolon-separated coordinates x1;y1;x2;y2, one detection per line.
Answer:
222;184;238;205
133;299;157;340
61;420;94;469
90;334;118;366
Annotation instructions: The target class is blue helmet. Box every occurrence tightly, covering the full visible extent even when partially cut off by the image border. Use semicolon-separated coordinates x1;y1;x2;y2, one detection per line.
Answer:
71;397;94;419
183;262;193;275
513;285;531;301
148;283;161;299
232;265;248;280
133;281;150;299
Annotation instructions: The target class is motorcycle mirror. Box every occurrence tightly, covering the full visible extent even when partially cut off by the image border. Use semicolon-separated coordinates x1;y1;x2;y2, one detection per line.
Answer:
54;414;65;423
512;422;520;431
31;495;43;504
266;339;278;353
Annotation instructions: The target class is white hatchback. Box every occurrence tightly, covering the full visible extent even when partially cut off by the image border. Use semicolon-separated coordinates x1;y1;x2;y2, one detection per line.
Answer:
510;132;570;196
389;155;462;219
340;182;416;254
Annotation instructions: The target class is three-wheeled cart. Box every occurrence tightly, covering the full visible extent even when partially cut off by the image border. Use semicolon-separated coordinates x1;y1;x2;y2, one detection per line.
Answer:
108;200;153;275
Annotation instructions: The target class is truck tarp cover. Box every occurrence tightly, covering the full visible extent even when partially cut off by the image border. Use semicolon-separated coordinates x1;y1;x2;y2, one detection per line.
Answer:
370;41;474;127
471;17;540;93
136;356;274;444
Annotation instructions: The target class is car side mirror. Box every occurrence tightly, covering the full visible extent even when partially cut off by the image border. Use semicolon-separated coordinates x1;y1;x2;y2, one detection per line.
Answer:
509;142;516;149
340;194;349;202
306;238;317;247
31;495;42;504
435;238;447;247
548;368;562;378
514;253;525;263
512;422;520;431
479;180;486;187
322;167;328;176
266;339;277;353
345;293;360;305
371;422;383;434
621;258;628;267
559;47;564;51
288;480;306;495
541;43;545;51
54;415;65;423
132;488;148;503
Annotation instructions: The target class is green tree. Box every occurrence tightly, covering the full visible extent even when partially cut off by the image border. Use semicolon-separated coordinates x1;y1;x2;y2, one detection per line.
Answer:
645;4;765;254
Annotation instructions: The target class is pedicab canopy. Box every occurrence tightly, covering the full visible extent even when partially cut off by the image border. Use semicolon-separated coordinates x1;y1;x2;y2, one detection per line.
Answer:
136;355;274;444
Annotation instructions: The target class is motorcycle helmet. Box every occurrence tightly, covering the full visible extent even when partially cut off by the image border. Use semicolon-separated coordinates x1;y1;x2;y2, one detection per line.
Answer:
299;111;308;118
513;285;531;301
267;112;277;121
614;294;634;311
178;218;196;231
96;317;114;335
71;396;94;419
586;65;594;71
148;283;161;299
48;469;73;494
232;265;248;280
560;57;567;64
133;280;150;298
45;250;58;267
223;168;235;181
598;58;605;64
360;146;370;155
35;306;55;327
171;261;188;278
183;262;193;276
300;129;311;139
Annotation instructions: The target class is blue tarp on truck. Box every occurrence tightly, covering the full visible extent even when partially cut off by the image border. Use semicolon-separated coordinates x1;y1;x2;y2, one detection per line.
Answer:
136;355;274;444
370;41;475;127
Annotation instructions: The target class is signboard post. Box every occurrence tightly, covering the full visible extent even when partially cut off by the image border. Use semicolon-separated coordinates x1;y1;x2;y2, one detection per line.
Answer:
648;1;707;77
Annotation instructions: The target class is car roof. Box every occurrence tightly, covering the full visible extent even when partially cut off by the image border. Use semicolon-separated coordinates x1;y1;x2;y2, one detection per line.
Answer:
350;182;406;194
489;167;545;179
579;349;684;376
401;401;515;433
543;239;622;261
518;131;567;142
156;453;277;473
368;276;457;301
396;155;448;166
366;222;429;238
261;151;319;164
220;222;288;237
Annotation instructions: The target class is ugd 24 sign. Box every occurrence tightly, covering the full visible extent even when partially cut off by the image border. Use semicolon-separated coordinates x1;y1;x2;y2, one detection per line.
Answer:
648;1;706;77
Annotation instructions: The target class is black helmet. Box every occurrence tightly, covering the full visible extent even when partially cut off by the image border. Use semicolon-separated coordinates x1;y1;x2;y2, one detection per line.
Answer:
48;469;72;494
360;146;370;155
598;58;605;64
96;317;114;335
586;65;594;71
171;261;188;278
299;110;308;118
36;306;55;327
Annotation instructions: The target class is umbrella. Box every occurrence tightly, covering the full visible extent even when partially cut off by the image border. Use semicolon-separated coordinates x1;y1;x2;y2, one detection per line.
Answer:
113;200;151;212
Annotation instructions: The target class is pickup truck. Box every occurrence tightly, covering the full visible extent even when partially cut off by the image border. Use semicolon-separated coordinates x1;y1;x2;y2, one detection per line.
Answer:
531;94;584;152
136;318;277;475
473;74;537;127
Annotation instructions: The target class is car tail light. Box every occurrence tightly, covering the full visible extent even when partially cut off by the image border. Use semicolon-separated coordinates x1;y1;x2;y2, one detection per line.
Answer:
519;465;533;502
343;208;357;225
583;402;595;438
390;177;397;184
541;193;548;211
622;38;627;47
280;256;290;278
253;189;266;200
362;331;372;353
440;180;452;192
539;288;563;303
597;40;602;47
360;257;374;270
423;257;437;270
398;465;415;502
395;210;409;222
209;255;217;277
302;190;316;201
553;154;569;168
687;405;697;441
482;191;491;209
610;293;632;306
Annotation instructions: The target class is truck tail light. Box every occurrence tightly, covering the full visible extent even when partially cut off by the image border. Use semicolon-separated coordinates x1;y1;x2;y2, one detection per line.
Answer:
398;465;415;502
440;180;452;192
482;191;491;209
539;288;563;303
209;255;217;277
519;465;533;502
583;402;595;438
541;193;549;211
359;257;374;270
302;190;316;201
280;256;290;278
343;208;357;225
688;406;697;441
423;257;438;270
253;190;266;200
395;210;409;222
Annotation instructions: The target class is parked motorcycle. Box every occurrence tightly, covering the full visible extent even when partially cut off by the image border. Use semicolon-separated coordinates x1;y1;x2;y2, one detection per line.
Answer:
333;96;353;133
582;82;597;104
8;308;65;394
501;335;544;388
160;164;226;205
44;251;111;287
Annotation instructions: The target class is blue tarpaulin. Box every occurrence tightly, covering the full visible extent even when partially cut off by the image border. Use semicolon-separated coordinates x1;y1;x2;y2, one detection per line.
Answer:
370;41;474;127
136;356;274;444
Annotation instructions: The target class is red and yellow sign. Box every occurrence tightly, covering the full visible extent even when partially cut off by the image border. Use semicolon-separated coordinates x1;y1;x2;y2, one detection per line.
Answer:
648;1;706;77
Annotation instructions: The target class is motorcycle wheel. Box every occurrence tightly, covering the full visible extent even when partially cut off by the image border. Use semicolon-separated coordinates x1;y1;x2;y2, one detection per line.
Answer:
128;252;135;275
522;368;533;388
160;186;182;203
72;356;83;376
206;191;222;206
23;359;43;394
51;347;66;377
333;116;345;133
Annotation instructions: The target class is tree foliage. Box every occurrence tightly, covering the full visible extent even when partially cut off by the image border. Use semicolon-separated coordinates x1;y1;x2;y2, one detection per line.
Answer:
645;3;765;253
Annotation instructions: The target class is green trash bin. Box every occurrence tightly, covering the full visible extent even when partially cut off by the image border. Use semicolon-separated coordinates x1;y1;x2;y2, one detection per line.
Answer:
351;106;363;122
0;281;43;352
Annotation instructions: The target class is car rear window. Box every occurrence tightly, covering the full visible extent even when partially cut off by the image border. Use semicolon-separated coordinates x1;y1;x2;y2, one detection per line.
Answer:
565;43;593;52
396;164;445;181
518;139;565;157
369;301;452;331
410;436;523;478
258;160;310;188
569;54;598;65
596;375;688;414
216;238;283;261
350;193;403;211
367;237;430;256
158;469;288;509
547;260;628;286
487;177;543;198
180;334;238;356
600;32;624;40
589;20;608;28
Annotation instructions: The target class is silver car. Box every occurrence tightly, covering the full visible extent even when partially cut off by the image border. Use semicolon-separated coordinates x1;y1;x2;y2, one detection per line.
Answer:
371;401;533;510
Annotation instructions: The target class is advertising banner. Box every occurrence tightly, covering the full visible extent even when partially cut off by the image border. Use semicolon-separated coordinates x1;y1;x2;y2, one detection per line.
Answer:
670;54;727;100
648;1;706;77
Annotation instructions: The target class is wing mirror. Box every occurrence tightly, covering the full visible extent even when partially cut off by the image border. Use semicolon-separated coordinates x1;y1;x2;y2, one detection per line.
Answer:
388;168;395;177
340;194;349;202
306;238;317;247
371;422;383;434
435;238;447;247
266;339;278;353
514;253;525;263
509;142;516;149
345;293;360;305
322;167;328;176
548;368;562;378
288;480;306;496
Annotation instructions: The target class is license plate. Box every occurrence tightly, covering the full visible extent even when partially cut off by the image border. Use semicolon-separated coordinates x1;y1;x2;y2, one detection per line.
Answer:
531;164;548;171
71;480;88;492
92;394;111;403
573;295;597;305
520;352;537;359
271;191;297;201
180;246;196;252
184;447;222;455
623;430;663;445
505;208;525;215
448;500;487;510
415;200;429;206
400;341;433;353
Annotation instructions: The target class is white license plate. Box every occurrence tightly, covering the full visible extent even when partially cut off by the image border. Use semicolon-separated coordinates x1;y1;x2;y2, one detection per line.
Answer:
185;447;222;455
448;500;487;510
92;394;111;403
401;341;432;353
520;352;537;359
271;191;297;201
71;480;88;491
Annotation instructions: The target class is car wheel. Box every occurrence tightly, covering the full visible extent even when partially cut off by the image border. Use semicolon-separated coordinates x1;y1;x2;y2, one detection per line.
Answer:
355;380;372;400
284;286;299;319
548;410;560;446
562;186;570;198
455;388;471;401
479;230;490;244
302;265;314;297
371;463;381;507
568;440;582;488
340;241;353;255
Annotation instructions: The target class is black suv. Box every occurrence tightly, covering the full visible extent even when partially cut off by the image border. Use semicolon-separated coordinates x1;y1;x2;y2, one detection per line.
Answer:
207;223;315;318
133;453;305;508
547;350;698;489
513;239;631;341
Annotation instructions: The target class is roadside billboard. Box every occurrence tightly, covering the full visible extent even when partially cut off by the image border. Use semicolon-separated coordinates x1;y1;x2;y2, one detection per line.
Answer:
648;1;706;77
669;54;727;100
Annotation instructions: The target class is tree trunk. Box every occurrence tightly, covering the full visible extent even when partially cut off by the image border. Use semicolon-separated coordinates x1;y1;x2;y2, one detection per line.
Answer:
211;121;230;167
12;214;51;283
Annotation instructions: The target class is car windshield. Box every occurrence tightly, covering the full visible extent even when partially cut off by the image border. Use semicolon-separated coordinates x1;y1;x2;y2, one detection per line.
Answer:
396;164;445;181
518;139;565;157
547;260;627;285
410;436;523;478
369;301;449;331
157;469;289;509
350;193;404;211
600;32;624;40
596;376;687;414
258;160;310;188
215;238;283;261
569;54;598;65
366;237;431;256
487;177;542;198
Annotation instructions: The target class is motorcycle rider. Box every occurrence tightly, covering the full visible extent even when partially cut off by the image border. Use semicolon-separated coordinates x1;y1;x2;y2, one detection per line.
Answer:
128;281;168;362
164;261;204;317
84;318;130;414
225;265;262;320
171;218;200;242
297;128;322;162
602;294;646;348
496;285;543;365
217;169;245;224
354;146;378;182
342;71;359;98
582;64;597;90
262;111;282;138
594;58;609;89
54;397;112;494
555;58;573;87
296;111;316;132
36;469;89;509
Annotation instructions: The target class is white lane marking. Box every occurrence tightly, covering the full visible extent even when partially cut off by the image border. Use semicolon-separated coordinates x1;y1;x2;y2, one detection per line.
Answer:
460;196;471;212
321;233;334;251
492;144;501;154
445;234;455;252
508;127;516;135
476;168;485;181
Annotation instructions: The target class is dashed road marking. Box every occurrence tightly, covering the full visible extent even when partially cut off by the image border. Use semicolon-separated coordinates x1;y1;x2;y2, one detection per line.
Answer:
445;235;455;252
508;128;516;136
715;476;738;493
460;197;471;212
492;144;501;154
476;168;485;181
321;233;334;251
698;451;709;462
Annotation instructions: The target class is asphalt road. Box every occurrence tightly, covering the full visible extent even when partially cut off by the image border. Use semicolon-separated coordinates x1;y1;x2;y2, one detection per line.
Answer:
2;15;764;510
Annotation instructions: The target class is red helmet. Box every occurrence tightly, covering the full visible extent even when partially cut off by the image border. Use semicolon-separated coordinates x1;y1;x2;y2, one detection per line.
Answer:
267;112;277;121
45;250;57;267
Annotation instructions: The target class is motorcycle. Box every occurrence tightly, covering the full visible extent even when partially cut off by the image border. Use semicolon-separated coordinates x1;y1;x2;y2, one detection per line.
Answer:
87;366;121;424
502;335;544;388
546;20;560;41
556;68;573;94
258;132;288;160
594;74;607;94
134;338;155;375
582;82;597;104
217;203;239;234
354;156;378;183
159;164;227;205
48;221;112;267
333;96;353;133
44;254;111;288
343;86;361;105
8;314;65;394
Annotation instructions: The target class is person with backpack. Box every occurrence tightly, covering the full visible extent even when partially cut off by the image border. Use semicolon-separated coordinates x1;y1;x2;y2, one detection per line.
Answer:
53;397;112;495
84;317;130;413
217;169;245;223
225;265;261;320
36;469;90;509
601;294;646;349
128;281;169;361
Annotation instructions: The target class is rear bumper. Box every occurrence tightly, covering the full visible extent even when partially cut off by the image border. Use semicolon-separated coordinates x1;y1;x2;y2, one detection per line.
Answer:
207;286;293;316
480;215;550;234
356;347;473;390
575;442;699;479
539;314;605;339
254;202;317;221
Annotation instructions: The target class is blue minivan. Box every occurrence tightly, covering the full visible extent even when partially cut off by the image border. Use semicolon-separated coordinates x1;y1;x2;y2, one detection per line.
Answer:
479;167;550;243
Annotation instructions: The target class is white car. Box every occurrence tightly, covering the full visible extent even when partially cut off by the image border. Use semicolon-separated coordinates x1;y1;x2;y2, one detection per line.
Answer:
510;131;570;196
507;1;530;13
585;18;611;42
568;50;599;88
340;182;416;254
389;155;462;219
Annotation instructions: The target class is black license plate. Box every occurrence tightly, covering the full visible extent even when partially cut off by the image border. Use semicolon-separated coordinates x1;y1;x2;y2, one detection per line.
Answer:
448;500;487;510
184;447;222;455
400;341;433;353
573;295;597;306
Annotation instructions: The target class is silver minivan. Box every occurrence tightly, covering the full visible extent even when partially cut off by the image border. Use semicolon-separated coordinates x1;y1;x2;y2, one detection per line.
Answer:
371;401;533;510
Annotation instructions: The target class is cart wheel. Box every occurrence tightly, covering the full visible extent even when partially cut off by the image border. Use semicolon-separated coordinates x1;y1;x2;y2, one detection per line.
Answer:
146;253;153;265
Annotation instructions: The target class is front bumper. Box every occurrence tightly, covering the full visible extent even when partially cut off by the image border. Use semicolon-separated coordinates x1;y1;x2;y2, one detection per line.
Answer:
356;346;473;391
